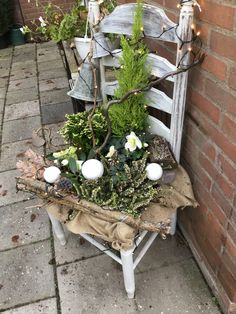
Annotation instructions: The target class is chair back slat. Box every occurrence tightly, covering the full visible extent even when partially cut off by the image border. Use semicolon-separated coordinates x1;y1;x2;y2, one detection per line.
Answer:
100;3;178;43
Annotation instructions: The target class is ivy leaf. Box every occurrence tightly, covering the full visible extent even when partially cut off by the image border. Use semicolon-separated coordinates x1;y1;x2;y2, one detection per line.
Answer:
78;152;86;161
87;149;96;160
69;157;77;175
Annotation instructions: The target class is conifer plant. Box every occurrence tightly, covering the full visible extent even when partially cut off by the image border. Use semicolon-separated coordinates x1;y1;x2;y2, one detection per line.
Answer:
108;1;151;137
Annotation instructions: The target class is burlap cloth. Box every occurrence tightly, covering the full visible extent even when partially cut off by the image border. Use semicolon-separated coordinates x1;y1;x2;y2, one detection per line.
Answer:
45;166;198;250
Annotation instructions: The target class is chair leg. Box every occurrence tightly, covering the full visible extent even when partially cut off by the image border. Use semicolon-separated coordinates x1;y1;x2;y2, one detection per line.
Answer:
120;248;135;299
47;211;67;246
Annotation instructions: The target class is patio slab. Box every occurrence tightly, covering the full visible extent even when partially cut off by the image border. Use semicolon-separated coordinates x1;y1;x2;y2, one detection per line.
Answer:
40;88;70;106
0;240;55;311
0;199;50;251
0;139;43;172
1;298;57;314
57;254;137;314
39;77;69;92
135;258;220;314
8;77;38;91
6;87;38;105
54;230;101;266
41;101;73;124
0;169;32;206
4;100;40;121
2;115;41;143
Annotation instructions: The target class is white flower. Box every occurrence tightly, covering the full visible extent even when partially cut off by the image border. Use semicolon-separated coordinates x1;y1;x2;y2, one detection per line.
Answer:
20;27;24;34
125;131;142;152
76;160;84;170
143;143;149;148
61;159;69;166
106;146;116;158
39;16;46;27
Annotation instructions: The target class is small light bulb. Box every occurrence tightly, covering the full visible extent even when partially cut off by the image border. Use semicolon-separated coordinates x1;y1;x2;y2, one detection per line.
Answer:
177;4;181;8
78;66;81;71
140;26;144;31
197;31;201;36
191;24;195;30
188;47;192;52
120;65;124;69
134;92;138;95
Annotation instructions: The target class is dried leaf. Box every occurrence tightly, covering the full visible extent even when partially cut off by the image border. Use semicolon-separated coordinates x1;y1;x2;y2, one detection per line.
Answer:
11;235;19;243
0;190;7;196
32;130;45;147
30;213;36;222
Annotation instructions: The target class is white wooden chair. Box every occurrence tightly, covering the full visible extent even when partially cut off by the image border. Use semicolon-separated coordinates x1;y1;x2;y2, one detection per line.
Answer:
48;1;195;298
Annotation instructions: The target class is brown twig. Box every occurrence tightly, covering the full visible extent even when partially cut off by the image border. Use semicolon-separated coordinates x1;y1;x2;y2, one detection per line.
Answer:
96;54;205;154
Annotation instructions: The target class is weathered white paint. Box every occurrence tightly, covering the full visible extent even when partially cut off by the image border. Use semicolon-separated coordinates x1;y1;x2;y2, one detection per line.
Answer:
147;115;171;141
100;3;178;43
146;88;172;114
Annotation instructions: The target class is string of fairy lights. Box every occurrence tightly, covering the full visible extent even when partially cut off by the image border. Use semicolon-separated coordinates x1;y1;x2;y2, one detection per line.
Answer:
73;0;203;96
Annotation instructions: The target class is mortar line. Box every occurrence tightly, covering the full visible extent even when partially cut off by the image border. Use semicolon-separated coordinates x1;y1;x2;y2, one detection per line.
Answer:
0;47;14;159
0;238;51;253
0;296;56;313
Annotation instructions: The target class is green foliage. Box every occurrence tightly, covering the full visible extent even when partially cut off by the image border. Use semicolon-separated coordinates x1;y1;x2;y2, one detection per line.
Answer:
108;1;150;137
73;152;158;217
59;109;108;155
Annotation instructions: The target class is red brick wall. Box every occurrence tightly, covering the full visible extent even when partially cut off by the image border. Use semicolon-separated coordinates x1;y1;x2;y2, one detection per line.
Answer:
120;0;236;312
144;1;236;313
15;0;76;26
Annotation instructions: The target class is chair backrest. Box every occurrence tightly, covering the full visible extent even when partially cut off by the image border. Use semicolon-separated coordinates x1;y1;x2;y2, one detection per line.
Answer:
97;2;195;162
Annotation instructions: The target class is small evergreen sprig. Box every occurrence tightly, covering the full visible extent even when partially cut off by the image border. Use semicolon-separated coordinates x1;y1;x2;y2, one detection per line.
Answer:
108;1;151;137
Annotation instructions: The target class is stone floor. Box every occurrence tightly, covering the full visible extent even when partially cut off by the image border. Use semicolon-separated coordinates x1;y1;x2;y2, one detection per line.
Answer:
0;42;222;314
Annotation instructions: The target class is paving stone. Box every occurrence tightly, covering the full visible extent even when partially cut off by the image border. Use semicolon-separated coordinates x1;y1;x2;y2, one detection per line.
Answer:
0;47;13;58
37;51;61;63
135;258;221;314
2;115;41;143
40;88;70;106
0;87;7;99
0;59;11;69
0;170;32;206
43;122;65;147
13;46;36;63
8;77;38;91
38;59;66;72
38;41;58;48
0;99;4;114
0;199;50;251
6;87;38;105
0;77;8;88
1;298;57;314
0;138;43;172
39;67;67;80
4;100;40;121
37;46;60;56
10;68;37;81
11;60;36;72
41;101;73;125
57;255;137;314
39;78;69;92
0;68;10;78
14;43;36;51
54;231;101;266
0;241;55;311
135;233;192;273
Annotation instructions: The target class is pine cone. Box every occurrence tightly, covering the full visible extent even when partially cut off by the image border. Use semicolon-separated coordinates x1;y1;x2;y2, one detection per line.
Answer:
55;177;73;191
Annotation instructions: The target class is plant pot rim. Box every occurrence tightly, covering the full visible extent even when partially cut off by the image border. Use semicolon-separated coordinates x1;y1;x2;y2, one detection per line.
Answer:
74;37;91;43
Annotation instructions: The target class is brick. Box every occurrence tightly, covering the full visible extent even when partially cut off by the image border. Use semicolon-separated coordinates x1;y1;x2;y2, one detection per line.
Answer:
189;89;220;124
218;262;236;302
222;114;236;144
212;184;233;218
195;23;209;46
205;79;236;115
210;31;236;61
218;154;236;186
226;237;236;263
229;67;236;91
201;237;221;275
189;68;205;91
228;223;236;246
206;211;227;253
215;174;234;199
198;1;235;30
199;152;217;180
202;141;216;161
189;106;236;164
232;210;236;228
201;54;227;81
